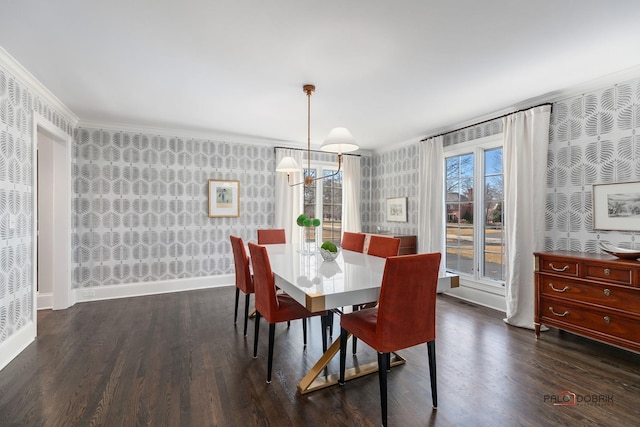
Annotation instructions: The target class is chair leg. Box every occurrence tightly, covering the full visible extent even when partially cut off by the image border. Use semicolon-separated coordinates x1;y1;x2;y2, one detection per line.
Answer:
378;352;389;427
234;287;240;324
338;327;349;385
320;315;327;353
352;304;358;354
302;317;307;347
267;323;276;383
326;311;334;337
253;311;261;358
386;353;391;371
243;293;251;337
427;340;437;409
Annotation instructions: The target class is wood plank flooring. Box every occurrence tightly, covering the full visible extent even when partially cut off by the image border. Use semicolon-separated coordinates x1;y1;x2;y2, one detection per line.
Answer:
1;287;639;426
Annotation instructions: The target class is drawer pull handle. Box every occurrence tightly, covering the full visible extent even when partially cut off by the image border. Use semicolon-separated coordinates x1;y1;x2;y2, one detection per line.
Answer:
549;263;569;272
549;307;569;317
604;268;611;276
548;283;570;293
604;316;611;324
604;289;611;297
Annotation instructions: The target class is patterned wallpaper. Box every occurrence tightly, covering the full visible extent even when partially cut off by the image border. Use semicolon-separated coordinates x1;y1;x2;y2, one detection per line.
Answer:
366;77;640;254
72;128;275;287
0;67;74;344
546;78;640;252
363;119;503;236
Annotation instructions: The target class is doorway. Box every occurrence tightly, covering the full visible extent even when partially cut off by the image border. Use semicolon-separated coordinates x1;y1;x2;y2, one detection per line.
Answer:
33;114;72;313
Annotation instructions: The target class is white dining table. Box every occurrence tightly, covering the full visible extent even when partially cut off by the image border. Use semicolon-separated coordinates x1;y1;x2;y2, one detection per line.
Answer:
262;244;458;394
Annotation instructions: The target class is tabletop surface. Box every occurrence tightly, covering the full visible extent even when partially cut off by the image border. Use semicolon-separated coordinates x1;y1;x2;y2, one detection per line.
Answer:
264;244;386;312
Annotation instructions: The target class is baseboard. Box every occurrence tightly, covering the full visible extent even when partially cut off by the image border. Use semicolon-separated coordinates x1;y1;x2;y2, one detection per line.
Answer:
37;292;53;310
73;274;235;303
0;322;36;372
444;285;506;313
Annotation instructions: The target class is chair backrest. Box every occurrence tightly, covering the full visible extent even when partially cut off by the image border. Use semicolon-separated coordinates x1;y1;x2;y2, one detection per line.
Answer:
366;235;401;258
230;235;253;294
257;229;286;244
248;242;279;321
376;253;441;353
341;231;366;252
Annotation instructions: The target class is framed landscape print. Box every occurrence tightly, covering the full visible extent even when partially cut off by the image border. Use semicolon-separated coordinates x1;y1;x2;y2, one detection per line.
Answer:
592;181;640;231
208;179;240;217
386;197;408;222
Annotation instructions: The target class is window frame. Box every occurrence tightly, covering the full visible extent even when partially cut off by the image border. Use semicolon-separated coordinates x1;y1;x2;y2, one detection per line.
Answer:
303;160;343;245
444;133;505;295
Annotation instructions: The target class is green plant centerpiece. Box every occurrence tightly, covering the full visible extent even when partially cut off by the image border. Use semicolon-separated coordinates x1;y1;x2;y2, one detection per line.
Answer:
296;214;321;254
319;240;339;261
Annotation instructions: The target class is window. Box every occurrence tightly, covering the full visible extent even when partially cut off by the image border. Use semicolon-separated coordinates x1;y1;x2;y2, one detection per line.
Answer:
303;165;342;245
445;134;504;289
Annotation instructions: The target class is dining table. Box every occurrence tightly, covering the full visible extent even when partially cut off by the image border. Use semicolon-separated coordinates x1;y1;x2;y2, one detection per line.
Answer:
263;243;458;394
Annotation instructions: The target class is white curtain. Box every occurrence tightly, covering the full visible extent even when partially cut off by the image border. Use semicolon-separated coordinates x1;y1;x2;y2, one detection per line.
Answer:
418;136;445;275
503;105;551;329
274;148;303;244
341;155;362;233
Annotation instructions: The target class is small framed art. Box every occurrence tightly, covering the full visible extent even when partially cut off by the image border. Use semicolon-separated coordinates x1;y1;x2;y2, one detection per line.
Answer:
386;197;408;222
208;179;240;218
592;181;640;231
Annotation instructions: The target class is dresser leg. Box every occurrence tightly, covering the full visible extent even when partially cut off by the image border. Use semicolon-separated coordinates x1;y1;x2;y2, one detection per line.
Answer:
534;323;541;339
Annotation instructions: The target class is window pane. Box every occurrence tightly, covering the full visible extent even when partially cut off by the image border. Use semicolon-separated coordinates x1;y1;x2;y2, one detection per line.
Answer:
445;153;474;276
482;147;504;282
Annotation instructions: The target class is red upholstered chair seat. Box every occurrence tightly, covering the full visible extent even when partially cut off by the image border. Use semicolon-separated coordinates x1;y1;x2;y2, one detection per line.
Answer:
257;228;286;244
249;242;327;383
341;231;366;253
339;252;441;427
230;235;254;337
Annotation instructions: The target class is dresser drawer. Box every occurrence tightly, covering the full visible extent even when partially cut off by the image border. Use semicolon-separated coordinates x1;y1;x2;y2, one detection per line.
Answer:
539;276;640;313
538;256;579;277
540;297;640;344
584;263;633;286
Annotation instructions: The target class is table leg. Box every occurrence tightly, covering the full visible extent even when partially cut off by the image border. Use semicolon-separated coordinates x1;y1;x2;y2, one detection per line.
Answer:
297;333;406;394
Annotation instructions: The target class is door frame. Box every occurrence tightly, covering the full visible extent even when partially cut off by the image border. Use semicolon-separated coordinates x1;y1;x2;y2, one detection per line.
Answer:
32;113;72;314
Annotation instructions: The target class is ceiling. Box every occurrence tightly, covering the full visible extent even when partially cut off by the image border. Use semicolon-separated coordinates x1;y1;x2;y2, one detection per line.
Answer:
2;1;640;152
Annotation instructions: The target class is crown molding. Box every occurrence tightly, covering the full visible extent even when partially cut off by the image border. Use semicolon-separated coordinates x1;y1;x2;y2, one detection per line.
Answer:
0;46;78;127
77;119;289;147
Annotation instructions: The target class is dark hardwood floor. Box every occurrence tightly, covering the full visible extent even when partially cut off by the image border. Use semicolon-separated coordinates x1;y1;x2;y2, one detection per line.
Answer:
1;287;639;426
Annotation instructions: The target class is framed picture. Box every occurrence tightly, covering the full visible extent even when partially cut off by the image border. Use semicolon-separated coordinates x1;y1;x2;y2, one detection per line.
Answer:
386;197;407;222
592;181;640;231
208;179;240;218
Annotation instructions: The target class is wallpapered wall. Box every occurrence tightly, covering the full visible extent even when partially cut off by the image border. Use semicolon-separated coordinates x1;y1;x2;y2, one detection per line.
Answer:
72;128;275;287
546;77;640;251
365;77;640;252
0;67;74;343
362;119;503;236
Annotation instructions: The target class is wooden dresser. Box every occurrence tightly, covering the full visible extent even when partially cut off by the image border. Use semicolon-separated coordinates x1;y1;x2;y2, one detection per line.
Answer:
534;251;640;353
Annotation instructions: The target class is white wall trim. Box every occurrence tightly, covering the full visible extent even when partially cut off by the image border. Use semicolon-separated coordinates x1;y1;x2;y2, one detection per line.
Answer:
0;322;36;372
0;46;78;126
37;293;53;310
73;274;235;303
444;285;506;313
33;113;73;311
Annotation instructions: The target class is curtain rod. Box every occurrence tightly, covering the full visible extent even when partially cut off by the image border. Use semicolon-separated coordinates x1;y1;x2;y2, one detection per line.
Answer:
420;103;553;142
273;146;361;157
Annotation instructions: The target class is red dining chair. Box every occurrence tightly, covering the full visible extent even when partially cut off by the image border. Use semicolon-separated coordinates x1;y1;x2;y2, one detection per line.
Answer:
230;235;254;337
257;228;286;244
366;235;401;258
352;234;401;353
248;242;328;383
341;231;366;252
339;252;442;427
